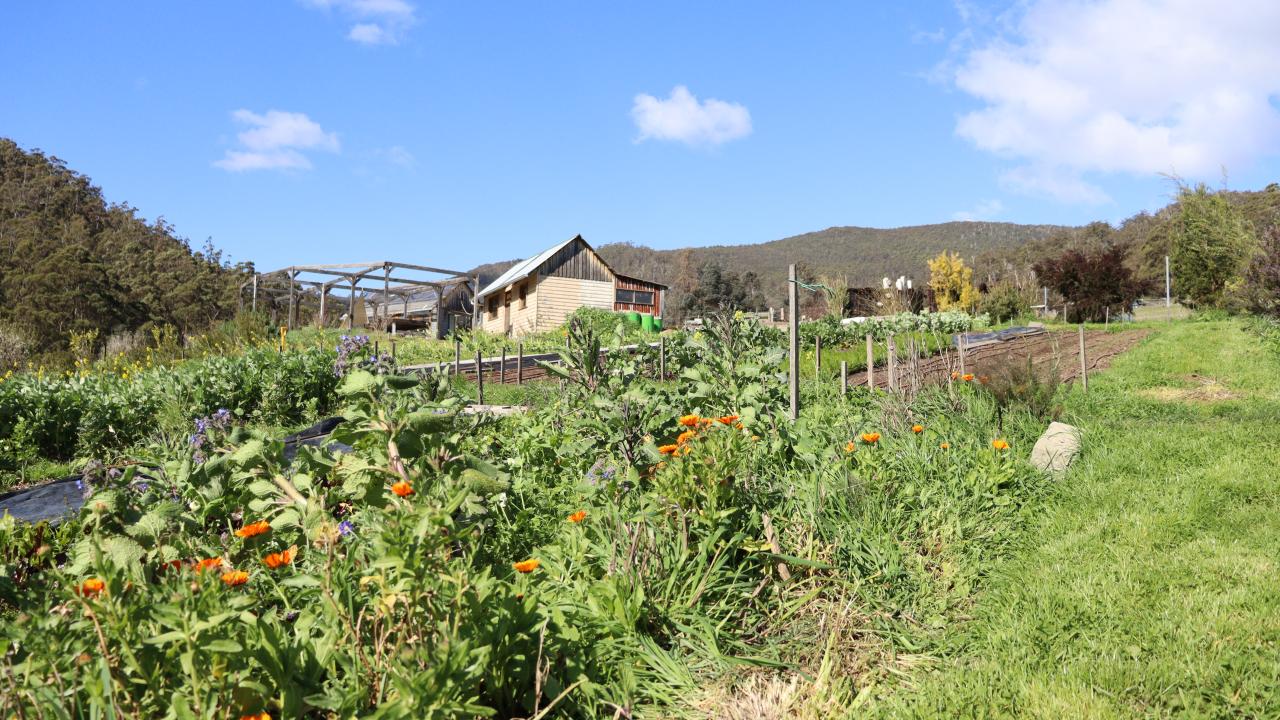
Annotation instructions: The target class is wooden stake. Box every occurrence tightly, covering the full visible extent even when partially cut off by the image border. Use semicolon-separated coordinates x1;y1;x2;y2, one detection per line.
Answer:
815;336;822;378
500;348;507;384
887;334;897;392
840;360;848;395
788;264;799;421
1079;324;1088;393
958;334;966;376
659;336;666;380
517;342;524;385
866;333;874;389
476;348;485;405
454;337;461;376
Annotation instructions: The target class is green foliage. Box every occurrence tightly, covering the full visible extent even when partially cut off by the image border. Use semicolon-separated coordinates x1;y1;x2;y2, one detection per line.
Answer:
0;139;249;361
1243;225;1280;317
680;262;767;316
1170;182;1256;308
0;345;341;471
928;251;978;311
0;316;1047;717
979;283;1033;324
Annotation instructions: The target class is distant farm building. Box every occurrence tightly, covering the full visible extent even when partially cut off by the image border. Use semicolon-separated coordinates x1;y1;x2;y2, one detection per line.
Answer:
476;235;666;337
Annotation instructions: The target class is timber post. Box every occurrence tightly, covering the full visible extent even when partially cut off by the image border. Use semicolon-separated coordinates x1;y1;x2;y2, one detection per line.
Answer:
840;360;848;396
1079;325;1088;393
475;348;484;405
866;333;874;389
788;264;800;421
517;342;524;385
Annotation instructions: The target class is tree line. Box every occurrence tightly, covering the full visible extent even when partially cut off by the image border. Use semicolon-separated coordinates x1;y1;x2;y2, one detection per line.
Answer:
0;139;250;367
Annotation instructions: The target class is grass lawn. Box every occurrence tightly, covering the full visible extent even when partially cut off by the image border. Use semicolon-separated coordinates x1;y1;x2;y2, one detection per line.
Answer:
872;319;1280;718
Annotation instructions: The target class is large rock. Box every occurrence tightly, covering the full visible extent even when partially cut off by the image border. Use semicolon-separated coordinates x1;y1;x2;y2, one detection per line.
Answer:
1030;421;1082;475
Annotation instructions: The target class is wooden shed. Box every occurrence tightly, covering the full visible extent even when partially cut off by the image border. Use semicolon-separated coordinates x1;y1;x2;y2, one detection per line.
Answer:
476;235;666;337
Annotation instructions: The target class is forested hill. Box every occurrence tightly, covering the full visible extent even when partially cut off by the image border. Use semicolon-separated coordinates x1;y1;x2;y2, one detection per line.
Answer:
0;139;247;363
597;222;1074;293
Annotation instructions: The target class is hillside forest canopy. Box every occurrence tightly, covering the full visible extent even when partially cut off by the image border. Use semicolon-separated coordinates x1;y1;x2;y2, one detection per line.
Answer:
0;140;249;367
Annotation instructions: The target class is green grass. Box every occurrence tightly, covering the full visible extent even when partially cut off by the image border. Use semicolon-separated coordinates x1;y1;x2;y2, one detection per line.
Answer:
872;319;1280;718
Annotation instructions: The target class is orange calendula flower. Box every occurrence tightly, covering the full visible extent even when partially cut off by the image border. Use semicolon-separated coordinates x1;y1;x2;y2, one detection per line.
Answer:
234;521;271;539
844;441;856;453
940;442;950;449
658;444;679;455
699;418;714;427
718;415;739;425
861;432;881;444
196;557;225;573
221;570;250;587
80;577;105;598
951;371;960;380
677;429;697;445
262;545;297;569
734;422;744;430
678;414;700;427
911;424;924;434
239;713;271;720
567;510;587;523
992;439;1010;451
962;373;975;382
391;481;414;497
513;558;541;573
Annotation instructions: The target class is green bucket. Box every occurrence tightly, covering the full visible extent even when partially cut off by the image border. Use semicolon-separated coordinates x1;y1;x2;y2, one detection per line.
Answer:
653;316;664;331
640;313;655;332
622;311;641;327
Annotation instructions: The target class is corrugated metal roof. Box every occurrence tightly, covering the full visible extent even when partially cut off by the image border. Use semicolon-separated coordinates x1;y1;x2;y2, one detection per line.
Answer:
476;235;579;300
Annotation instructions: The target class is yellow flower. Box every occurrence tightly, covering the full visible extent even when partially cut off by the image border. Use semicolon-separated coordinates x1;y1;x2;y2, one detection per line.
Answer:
992;439;1010;451
678;414;700;427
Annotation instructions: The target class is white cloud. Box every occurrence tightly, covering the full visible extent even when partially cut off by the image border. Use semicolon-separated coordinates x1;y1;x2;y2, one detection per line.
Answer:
302;0;415;45
215;110;340;172
631;86;753;146
952;198;1005;221
950;0;1280;203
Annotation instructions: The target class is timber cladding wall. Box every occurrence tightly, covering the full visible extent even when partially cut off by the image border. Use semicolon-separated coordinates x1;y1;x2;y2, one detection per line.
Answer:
542;239;612;282
481;276;539;335
537;275;613;329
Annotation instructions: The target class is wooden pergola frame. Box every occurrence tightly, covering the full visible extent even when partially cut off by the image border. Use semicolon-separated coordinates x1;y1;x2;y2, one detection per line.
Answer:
241;260;478;336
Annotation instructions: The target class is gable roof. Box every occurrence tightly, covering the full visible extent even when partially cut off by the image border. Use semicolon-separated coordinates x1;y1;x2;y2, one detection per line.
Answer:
476;234;584;300
476;234;668;301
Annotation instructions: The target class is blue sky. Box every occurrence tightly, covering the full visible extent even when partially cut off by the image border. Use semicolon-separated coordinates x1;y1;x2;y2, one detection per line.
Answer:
3;1;1278;272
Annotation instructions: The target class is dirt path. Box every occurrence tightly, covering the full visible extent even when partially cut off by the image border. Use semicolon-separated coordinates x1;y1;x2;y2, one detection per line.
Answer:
846;328;1151;390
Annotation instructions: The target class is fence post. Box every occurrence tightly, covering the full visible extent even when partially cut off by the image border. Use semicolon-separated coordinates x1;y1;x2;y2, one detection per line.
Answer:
788;263;799;421
517;342;523;385
815;336;822;378
866;333;874;389
476;348;485;405
958;334;966;376
390;338;397;367
659;336;666;380
887;333;897;392
840;360;848;396
500;348;507;384
1079;325;1088;393
454;337;461;376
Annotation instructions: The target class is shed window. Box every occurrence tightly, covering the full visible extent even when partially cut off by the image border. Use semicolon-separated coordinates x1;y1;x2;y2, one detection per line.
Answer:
518;282;527;309
488;296;498;319
616;289;655;306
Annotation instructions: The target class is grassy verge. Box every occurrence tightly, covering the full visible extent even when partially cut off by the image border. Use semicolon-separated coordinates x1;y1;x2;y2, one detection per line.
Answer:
872;319;1280;717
